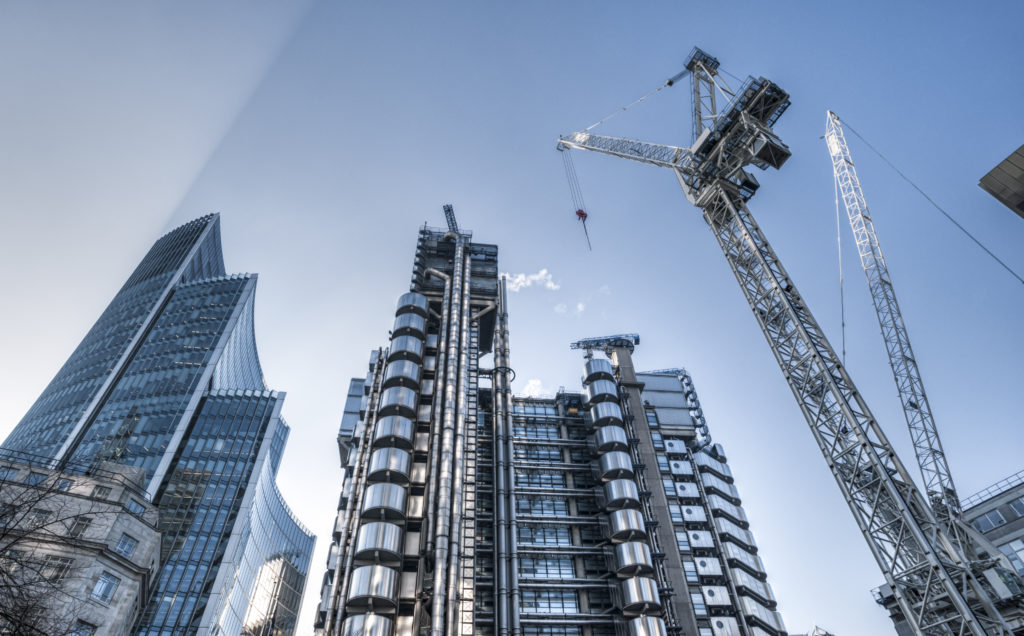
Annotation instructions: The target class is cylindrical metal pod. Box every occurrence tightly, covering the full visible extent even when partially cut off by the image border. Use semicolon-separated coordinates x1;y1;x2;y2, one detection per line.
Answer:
583;379;619;406
361;483;407;522
584;357;615;384
620;576;662;615
377;387;418;420
392;312;427;340
387;336;424;364
345;565;399;613
340;614;394;636
595;425;629;452
628;616;668;636
586;401;624;428
599;451;635;481
353;522;404;567
609;509;647;542
372;416;415;450
604;479;641;510
395;291;429;317
615;541;655;577
382;360;421;390
366;448;412;485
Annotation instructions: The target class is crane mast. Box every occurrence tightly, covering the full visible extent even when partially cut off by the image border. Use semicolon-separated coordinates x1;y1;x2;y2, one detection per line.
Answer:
824;112;967;551
557;48;1011;635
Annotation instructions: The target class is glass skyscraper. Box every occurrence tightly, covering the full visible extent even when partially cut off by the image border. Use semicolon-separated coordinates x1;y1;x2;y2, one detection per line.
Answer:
2;214;314;635
315;219;787;636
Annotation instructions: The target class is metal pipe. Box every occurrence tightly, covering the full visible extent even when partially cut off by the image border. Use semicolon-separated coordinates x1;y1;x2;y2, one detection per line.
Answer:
471;301;496;322
423;268;451;559
500;278;522;636
334;351;385;629
492;282;511;635
446;252;471;635
431;242;464;636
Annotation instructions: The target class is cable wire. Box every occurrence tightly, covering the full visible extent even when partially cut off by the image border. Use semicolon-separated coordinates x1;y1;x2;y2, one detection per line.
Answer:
839;116;1024;286
834;169;846;365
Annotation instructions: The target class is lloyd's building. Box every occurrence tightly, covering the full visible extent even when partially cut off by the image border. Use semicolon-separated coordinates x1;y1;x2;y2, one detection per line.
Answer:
315;216;788;636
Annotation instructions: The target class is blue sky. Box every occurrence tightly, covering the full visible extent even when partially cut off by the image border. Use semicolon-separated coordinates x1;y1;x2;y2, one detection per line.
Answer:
1;2;1022;633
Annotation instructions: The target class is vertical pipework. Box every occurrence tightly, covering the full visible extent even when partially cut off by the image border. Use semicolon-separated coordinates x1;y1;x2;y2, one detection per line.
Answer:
492;281;511;635
446;252;472;634
424;268;451;558
500;279;522;636
431;240;465;636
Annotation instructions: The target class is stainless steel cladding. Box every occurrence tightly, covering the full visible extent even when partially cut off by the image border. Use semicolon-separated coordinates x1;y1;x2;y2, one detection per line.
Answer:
604;479;641;510
708;616;741;636
378;387;418;419
361;483;408;522
598;451;635;481
584;358;615;383
340;614;395;636
614;541;655;577
383;360;421;390
628;616;669;636
609;509;648;542
586;401;624;427
354;522;404;566
694;557;723;577
583;379;619;406
387;336;424;364
345;565;399;613
620;576;662;614
367;448;413;485
373;416;415;450
392;312;427;340
594;425;629;452
701;586;732;606
395;291;429;317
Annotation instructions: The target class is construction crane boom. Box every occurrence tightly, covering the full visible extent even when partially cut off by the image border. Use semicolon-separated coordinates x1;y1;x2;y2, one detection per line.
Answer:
824;111;967;550
559;47;1010;635
443;203;459;233
570;333;640;354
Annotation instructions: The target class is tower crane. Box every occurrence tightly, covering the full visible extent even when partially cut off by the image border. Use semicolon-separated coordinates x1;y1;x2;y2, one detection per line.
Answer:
557;47;1013;635
570;333;640;357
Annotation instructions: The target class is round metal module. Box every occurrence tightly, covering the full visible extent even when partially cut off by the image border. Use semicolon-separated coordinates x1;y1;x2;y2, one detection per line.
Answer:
395;291;429;318
345;565;399;614
594;425;629;452
353;522;404;567
620;576;662;615
387;336;424;365
372;416;415;451
614;541;655;577
366;448;412;485
377;386;418;420
603;479;641;511
383;360;421;390
586;401;624;428
627;616;668;636
340;614;394;636
584;357;615;383
583;379;619;406
598;451;635;481
608;509;647;543
361;483;408;522
392;312;427;340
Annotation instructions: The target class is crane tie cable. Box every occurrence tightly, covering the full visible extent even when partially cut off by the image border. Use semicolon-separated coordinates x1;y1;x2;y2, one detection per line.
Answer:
583;70;690;132
838;115;1024;286
834;171;846;365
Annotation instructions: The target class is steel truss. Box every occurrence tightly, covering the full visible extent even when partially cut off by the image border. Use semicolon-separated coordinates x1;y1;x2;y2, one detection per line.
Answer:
557;48;1010;635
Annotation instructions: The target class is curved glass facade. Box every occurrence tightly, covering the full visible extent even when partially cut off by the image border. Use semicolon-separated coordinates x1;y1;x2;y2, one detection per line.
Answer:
1;216;313;636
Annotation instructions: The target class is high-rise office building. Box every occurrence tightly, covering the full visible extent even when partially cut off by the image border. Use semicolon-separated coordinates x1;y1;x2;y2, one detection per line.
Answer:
315;221;787;636
2;215;314;635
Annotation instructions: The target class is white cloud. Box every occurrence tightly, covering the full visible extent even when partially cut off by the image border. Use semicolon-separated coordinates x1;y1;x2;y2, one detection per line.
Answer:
554;303;567;314
597;284;611;296
520;378;553;398
504;268;560;292
575;302;585;314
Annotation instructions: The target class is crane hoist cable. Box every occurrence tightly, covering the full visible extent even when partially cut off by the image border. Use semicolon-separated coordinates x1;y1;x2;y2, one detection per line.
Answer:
837;114;1024;286
561;148;592;250
834;166;847;366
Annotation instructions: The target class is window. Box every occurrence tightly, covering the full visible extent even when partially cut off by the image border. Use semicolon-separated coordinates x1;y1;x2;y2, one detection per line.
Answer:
513;423;561;439
1000;539;1024;576
90;485;112;500
650;431;664;450
669;504;685;523
56;478;74;492
515;469;566;488
69;516;92;539
516;496;568;516
91;571;120;603
126;499;145;517
519;525;571;546
41;555;73;583
691;591;707;616
114;534;138;559
645;409;659;428
683;558;698;583
579;524;604;544
657;455;671;473
523;627;581;636
24;472;46;486
972;509;1007;533
515;446;562;461
27;509;51;526
1010;498;1024;518
519;557;574;579
521;589;578;613
0;467;17;481
676;530;691;551
70;621;97;636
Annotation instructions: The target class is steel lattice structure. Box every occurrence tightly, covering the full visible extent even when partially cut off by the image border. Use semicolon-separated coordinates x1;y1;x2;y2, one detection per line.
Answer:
824;112;967;552
557;48;1011;635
